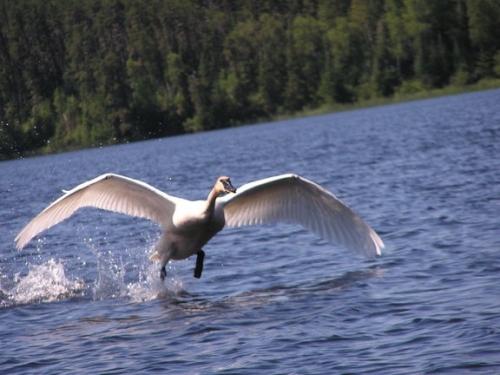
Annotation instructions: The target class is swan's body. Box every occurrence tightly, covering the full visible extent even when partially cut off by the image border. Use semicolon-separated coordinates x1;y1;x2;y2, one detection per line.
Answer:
15;174;384;279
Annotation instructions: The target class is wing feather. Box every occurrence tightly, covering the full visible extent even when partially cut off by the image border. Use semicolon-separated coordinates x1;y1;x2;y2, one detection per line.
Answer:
15;173;180;250
220;174;384;257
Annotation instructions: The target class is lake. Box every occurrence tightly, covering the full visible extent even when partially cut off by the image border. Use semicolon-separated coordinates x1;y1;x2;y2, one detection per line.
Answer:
1;89;499;374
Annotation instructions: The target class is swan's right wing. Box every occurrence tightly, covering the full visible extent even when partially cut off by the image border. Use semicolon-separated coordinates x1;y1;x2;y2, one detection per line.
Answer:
15;173;181;250
220;174;384;257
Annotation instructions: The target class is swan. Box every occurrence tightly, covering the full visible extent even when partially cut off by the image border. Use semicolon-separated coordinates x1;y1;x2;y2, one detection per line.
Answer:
15;173;384;280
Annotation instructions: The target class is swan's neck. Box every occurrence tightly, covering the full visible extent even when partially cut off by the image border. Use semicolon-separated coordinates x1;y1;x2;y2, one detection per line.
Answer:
205;187;220;216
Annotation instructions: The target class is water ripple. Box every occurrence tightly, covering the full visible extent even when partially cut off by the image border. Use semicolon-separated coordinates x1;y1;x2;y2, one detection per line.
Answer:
1;89;500;374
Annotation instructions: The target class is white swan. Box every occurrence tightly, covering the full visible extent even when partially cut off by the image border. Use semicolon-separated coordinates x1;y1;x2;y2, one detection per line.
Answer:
15;173;384;279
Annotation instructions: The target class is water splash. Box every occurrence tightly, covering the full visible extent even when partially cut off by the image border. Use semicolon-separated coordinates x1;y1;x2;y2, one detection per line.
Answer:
89;242;186;303
0;217;187;307
0;243;186;307
0;259;85;307
126;263;186;303
92;248;127;300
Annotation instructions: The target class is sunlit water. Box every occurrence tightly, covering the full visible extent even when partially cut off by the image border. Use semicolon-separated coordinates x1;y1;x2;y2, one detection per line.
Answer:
1;89;499;374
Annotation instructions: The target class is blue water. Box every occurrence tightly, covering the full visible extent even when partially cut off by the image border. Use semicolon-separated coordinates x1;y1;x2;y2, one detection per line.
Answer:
1;89;500;374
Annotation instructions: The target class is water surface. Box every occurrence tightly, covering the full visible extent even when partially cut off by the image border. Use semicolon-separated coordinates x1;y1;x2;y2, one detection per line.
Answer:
1;89;500;374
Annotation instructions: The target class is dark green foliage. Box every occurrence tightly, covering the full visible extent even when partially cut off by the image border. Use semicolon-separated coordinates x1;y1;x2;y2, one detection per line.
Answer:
0;0;499;159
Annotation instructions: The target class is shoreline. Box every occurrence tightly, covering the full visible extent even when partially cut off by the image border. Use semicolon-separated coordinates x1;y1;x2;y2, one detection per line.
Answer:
272;78;500;122
5;78;500;162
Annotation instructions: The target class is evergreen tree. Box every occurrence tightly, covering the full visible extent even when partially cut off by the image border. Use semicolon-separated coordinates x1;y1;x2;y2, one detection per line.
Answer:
0;0;499;160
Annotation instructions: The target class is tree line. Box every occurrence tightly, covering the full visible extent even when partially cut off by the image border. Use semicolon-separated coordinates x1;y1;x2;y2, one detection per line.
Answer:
1;0;499;159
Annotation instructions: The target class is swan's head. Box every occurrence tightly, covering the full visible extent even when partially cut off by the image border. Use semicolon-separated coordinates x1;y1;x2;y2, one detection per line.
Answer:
216;176;237;195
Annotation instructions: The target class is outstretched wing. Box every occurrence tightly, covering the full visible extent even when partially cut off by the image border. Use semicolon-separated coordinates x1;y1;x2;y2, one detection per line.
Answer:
15;173;181;249
220;174;384;257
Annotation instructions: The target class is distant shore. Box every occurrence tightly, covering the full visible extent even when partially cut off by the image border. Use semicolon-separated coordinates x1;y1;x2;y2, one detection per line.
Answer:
273;78;500;122
5;78;500;162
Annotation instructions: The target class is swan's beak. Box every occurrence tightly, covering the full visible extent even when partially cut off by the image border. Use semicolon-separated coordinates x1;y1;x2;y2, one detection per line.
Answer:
223;180;237;194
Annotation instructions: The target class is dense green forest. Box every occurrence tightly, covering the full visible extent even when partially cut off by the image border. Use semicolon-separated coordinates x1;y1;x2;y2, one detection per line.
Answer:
1;0;500;159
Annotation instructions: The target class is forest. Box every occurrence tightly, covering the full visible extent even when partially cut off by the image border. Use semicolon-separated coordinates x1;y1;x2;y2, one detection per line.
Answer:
1;0;500;159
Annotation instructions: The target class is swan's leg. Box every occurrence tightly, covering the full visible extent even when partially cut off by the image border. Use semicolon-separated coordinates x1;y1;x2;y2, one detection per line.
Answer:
194;250;205;278
153;234;172;282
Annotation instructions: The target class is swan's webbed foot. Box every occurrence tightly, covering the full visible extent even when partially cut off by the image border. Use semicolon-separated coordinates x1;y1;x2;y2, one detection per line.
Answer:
160;266;167;281
194;250;205;279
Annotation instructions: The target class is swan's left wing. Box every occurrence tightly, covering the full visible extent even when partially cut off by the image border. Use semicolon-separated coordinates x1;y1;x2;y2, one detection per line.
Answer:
220;174;384;257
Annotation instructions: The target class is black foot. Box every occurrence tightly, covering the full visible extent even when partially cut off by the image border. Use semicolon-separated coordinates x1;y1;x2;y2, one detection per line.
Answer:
160;266;167;281
194;250;205;279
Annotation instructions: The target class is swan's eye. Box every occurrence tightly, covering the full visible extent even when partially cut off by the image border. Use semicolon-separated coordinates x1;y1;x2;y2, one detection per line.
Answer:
220;178;236;193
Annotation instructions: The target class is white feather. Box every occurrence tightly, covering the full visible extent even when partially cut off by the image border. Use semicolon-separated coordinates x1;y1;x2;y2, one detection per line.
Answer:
15;174;180;250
